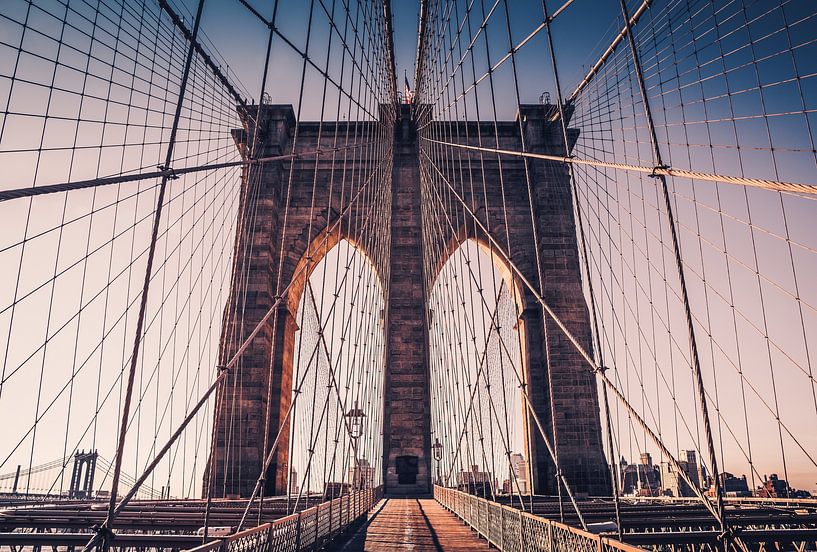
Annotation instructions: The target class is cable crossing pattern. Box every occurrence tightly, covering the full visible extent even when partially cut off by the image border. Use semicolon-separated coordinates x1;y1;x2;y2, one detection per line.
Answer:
0;0;816;551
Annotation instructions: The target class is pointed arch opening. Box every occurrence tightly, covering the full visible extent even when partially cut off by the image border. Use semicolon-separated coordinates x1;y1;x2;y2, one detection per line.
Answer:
427;238;532;501
286;238;386;500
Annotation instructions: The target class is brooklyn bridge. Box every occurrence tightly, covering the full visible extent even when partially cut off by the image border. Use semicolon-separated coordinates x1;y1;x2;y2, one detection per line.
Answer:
0;0;816;550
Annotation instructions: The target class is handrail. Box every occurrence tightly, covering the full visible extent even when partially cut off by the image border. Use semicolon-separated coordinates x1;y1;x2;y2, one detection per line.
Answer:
434;485;645;552
184;487;382;552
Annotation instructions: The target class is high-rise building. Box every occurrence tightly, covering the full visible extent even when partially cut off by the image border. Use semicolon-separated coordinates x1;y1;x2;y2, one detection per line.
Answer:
348;457;375;490
620;453;660;496
660;450;706;497
289;469;298;495
509;453;529;495
683;450;701;489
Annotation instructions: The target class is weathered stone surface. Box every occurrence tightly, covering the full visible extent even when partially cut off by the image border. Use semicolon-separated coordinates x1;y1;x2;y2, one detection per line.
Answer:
418;104;609;495
207;103;609;499
382;104;432;495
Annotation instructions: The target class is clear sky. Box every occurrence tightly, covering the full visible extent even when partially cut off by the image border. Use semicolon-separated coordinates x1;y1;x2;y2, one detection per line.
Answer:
169;0;623;116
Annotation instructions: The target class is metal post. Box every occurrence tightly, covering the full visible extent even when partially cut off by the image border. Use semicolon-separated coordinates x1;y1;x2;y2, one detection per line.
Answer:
518;509;525;550
313;502;320;550
328;489;334;541
499;504;504;549
295;511;302;550
547;522;554;550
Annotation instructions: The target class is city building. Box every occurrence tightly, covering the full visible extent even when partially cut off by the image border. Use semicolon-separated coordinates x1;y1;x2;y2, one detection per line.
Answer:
757;474;791;498
457;465;493;496
705;472;750;497
509;453;529;495
289;469;298;495
620;453;660;496
324;482;351;497
348;457;375;490
660;450;708;497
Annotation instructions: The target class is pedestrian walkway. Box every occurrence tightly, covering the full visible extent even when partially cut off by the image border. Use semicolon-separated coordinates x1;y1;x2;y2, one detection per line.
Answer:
334;498;492;551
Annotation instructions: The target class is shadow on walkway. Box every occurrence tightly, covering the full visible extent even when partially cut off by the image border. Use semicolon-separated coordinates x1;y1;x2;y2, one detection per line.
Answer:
330;498;491;551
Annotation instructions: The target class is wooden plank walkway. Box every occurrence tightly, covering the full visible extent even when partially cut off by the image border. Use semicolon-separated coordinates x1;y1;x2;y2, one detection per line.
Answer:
334;498;492;551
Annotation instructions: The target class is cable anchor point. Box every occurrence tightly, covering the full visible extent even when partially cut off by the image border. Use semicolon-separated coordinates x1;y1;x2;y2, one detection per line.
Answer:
649;164;669;178
157;165;179;180
92;524;115;546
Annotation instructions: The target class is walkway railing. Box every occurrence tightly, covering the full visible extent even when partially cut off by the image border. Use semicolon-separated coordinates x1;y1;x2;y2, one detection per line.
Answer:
184;487;382;552
434;486;644;552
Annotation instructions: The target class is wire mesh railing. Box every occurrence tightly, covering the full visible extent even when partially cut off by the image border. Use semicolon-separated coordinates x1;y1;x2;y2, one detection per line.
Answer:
434;485;644;552
184;486;382;552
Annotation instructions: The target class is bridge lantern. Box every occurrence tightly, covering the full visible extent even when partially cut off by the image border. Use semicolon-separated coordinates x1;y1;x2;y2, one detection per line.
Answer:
346;400;366;441
432;437;443;462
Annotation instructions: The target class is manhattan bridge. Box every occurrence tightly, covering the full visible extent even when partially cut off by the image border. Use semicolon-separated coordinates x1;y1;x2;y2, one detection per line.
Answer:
1;0;816;550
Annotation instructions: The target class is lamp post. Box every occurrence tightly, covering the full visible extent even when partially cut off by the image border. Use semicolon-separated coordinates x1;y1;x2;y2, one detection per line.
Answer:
432;437;443;487
346;401;366;489
346;400;366;441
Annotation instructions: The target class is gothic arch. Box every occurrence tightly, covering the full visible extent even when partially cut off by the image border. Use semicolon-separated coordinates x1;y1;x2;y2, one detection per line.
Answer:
286;233;387;495
430;228;528;312
209;105;391;497
211;103;610;498
427;235;535;494
284;225;385;318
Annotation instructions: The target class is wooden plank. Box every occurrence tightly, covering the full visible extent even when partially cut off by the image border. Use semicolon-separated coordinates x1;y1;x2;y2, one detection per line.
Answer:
335;498;492;551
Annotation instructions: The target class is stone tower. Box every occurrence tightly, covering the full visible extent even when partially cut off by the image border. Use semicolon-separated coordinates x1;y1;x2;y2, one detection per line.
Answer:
207;102;609;498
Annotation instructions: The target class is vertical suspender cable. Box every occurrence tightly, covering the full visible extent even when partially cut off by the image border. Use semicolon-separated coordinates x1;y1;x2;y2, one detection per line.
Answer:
538;0;623;535
614;0;728;543
97;1;207;549
498;0;567;520
253;0;281;527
